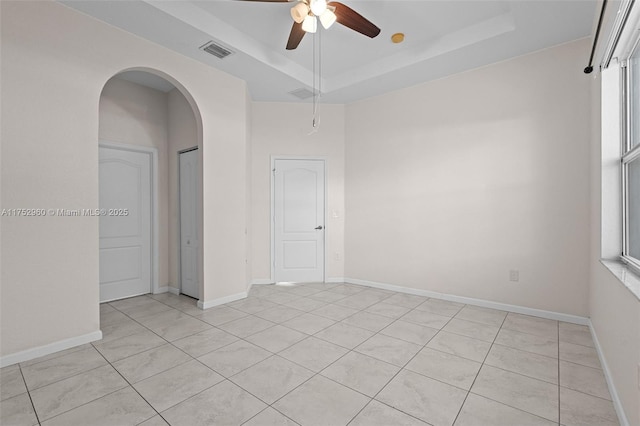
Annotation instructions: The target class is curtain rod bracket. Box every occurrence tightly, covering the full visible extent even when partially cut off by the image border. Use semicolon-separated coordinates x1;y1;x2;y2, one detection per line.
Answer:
584;0;608;74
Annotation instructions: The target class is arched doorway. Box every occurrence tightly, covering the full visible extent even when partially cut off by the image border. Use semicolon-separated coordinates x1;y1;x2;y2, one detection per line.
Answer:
98;68;203;303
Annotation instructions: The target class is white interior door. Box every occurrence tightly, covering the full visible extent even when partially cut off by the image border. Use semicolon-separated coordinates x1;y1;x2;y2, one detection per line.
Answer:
274;159;325;283
180;149;199;298
99;146;152;302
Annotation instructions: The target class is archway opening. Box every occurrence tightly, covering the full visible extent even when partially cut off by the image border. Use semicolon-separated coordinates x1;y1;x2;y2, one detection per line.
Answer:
97;68;204;309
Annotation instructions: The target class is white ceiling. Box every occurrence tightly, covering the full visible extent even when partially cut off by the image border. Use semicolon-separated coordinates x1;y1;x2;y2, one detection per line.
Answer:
61;0;597;103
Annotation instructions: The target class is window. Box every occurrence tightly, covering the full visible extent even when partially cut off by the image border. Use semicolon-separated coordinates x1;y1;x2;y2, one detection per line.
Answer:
622;41;640;270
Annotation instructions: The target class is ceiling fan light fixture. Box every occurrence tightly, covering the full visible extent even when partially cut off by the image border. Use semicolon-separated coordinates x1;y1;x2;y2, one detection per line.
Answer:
319;9;336;29
290;2;309;24
310;0;327;16
301;15;317;33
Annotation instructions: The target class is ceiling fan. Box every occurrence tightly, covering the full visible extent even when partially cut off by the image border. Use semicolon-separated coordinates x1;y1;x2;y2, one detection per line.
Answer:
242;0;381;50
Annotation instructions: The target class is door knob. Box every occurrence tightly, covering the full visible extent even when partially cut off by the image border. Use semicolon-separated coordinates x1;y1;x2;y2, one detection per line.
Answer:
315;226;323;230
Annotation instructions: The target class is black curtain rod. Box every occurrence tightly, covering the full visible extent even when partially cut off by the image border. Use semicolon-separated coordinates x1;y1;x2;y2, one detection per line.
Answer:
585;0;608;74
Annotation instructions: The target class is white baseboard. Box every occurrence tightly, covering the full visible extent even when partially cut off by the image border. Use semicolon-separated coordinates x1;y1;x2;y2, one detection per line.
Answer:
343;277;589;325
589;320;630;426
154;286;180;295
250;278;346;285
198;292;247;310
0;330;103;368
251;278;347;285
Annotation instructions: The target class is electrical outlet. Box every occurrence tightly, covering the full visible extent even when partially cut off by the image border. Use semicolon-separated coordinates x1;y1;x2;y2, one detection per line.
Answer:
509;270;519;282
335;252;341;261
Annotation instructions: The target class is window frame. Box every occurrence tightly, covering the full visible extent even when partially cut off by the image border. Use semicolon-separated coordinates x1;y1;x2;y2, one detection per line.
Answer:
621;38;640;274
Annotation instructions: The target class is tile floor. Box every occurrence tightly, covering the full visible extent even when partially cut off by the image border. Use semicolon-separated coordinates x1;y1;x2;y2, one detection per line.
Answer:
0;282;620;426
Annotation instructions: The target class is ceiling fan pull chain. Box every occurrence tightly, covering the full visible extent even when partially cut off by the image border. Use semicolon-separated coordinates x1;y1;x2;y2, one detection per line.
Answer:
311;28;321;132
309;28;319;133
318;26;322;98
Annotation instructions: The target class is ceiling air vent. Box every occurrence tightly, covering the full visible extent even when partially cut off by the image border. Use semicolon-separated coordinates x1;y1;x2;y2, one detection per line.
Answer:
200;41;234;59
289;88;316;100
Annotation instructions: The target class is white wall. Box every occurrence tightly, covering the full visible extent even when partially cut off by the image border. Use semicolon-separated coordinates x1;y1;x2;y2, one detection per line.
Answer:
345;39;592;316
250;102;345;282
0;0;249;360
99;77;171;289
589;267;640;425
246;92;253;287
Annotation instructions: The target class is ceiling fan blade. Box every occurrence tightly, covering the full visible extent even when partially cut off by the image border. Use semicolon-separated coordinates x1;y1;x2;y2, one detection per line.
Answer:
286;21;306;50
328;1;380;38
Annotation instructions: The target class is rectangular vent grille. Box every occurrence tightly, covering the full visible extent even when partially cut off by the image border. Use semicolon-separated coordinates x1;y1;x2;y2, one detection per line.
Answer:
201;41;233;59
289;88;316;100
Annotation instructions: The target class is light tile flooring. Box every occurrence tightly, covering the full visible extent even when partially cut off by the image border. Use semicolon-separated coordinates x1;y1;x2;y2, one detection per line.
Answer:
1;283;620;426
